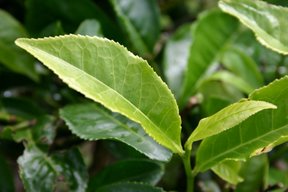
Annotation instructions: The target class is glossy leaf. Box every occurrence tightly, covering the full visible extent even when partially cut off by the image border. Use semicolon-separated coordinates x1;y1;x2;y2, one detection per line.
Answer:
221;48;263;89
15;35;183;154
179;9;239;108
196;76;288;172
212;160;243;185
219;0;288;55
0;9;38;80
88;159;164;191
75;19;103;37
185;99;276;149
163;24;193;99
96;182;165;192
110;0;160;54
18;147;88;192
60;103;172;161
236;155;268;192
0;153;14;192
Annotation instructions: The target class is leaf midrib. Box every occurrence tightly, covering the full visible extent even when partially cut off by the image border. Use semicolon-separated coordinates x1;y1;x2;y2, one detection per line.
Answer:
18;41;182;153
196;122;288;172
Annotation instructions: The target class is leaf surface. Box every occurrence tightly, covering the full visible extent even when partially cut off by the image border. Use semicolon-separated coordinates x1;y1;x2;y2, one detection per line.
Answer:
0;153;14;192
75;19;103;37
18;147;88;192
219;0;288;55
96;182;165;192
0;9;38;80
196;76;288;172
16;35;183;154
185;99;276;149
179;9;238;108
110;0;160;54
88;159;164;191
60;103;172;161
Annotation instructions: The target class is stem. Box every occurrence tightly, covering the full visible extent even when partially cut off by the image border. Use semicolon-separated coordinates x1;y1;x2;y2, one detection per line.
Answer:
182;149;194;192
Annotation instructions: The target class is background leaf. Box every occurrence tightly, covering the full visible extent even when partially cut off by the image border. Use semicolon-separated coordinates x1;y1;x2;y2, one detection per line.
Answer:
179;9;239;108
96;182;165;192
110;0;160;55
75;19;103;37
0;9;38;80
88;159;164;191
0;153;15;192
195;76;288;172
219;0;288;55
18;147;88;192
15;35;183;154
60;103;172;161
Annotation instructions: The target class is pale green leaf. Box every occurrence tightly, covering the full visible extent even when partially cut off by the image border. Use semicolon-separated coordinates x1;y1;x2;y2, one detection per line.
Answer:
75;19;103;37
15;35;183;154
88;159;164;191
163;24;193;99
195;76;288;172
179;9;239;108
212;160;243;185
96;182;165;192
185;99;276;149
198;71;255;94
60;103;172;161
219;0;288;55
0;9;38;81
110;0;160;54
18;147;88;192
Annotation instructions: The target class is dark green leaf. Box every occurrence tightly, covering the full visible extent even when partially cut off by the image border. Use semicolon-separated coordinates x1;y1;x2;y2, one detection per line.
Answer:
0;153;14;192
88;159;164;191
96;182;165;192
18;147;88;192
0;9;38;80
110;0;160;54
60;103;172;161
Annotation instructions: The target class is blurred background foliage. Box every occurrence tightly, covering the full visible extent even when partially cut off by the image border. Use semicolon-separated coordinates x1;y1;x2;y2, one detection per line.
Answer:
0;0;287;191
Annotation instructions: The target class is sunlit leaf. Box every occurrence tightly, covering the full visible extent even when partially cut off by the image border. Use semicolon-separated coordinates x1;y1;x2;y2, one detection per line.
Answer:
16;35;183;154
60;103;172;161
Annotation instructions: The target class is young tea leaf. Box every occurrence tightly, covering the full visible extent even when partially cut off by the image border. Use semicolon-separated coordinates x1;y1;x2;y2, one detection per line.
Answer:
185;99;276;149
219;0;288;55
15;35;183;154
60;103;172;161
195;76;288;172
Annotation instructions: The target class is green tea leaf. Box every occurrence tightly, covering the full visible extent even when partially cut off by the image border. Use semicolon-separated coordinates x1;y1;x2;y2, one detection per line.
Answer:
18;147;88;192
219;0;288;55
110;0;160;54
60;103;172;161
185;99;276;149
15;35;183;154
88;159;164;191
96;182;165;192
212;160;243;185
163;24;193;99
75;19;103;37
0;9;38;81
0;153;14;192
195;76;288;172
179;9;239;108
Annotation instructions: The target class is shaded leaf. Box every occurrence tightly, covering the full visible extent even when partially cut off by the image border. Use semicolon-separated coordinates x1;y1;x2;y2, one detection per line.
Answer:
110;0;160;54
96;182;165;192
60;103;172;161
16;35;183;154
185;99;276;149
88;159;164;191
196;76;288;172
75;19;103;36
179;9;239;108
18;147;88;192
219;0;288;55
0;153;14;192
0;9;38;80
212;160;243;185
163;24;193;99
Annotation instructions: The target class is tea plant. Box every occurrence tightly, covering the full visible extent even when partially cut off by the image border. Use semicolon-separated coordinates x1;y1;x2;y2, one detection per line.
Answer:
1;0;288;191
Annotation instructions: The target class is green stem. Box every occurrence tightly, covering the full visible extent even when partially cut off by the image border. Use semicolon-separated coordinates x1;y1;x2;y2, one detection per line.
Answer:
182;149;194;192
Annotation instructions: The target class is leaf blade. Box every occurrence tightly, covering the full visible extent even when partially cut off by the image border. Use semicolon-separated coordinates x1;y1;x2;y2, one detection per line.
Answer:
15;35;183;154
